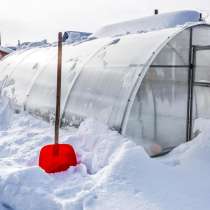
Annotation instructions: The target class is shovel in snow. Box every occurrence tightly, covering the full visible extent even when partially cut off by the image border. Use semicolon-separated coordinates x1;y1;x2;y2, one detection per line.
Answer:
39;32;77;173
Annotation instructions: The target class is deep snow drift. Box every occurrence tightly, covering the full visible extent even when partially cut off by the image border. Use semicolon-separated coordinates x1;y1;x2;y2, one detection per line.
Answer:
0;97;210;210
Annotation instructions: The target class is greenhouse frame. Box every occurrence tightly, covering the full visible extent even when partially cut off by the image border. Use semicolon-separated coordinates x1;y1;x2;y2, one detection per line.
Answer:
0;22;210;156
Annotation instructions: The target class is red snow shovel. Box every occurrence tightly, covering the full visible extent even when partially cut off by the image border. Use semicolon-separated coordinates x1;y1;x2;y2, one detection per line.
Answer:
39;32;77;173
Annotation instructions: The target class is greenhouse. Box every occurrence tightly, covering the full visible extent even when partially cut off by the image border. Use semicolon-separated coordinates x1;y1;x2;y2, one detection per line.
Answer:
0;18;210;156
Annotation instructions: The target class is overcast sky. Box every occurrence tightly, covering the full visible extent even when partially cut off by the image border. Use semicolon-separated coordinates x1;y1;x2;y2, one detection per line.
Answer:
0;0;210;45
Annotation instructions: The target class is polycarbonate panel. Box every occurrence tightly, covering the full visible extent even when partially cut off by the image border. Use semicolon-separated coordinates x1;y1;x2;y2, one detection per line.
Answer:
192;86;210;138
87;29;178;67
64;28;181;128
7;47;54;106
125;66;189;155
25;48;57;119
152;29;190;65
195;49;210;82
0;49;39;92
25;38;112;120
192;26;210;46
64;65;140;128
192;47;210;137
193;86;210;119
0;51;22;78
125;79;155;147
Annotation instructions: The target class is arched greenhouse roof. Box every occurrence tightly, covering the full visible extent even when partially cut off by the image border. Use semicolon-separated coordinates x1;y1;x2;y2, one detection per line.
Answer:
1;22;210;155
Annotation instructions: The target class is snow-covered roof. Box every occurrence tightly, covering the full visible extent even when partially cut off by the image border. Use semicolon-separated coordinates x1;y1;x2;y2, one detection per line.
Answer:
0;46;13;54
63;31;92;43
91;10;202;38
17;40;50;49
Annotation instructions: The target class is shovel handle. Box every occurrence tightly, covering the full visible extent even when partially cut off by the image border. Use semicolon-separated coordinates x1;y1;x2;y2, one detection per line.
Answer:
55;32;62;145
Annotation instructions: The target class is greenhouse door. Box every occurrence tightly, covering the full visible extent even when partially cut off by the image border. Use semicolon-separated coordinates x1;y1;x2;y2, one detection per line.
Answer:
187;46;210;140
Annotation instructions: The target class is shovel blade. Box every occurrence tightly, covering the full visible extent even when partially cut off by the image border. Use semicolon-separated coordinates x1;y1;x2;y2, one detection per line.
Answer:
39;144;77;173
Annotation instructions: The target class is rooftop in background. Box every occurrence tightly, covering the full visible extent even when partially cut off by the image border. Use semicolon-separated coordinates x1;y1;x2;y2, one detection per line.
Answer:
0;46;14;54
91;10;203;38
0;46;14;59
63;31;92;43
17;39;50;49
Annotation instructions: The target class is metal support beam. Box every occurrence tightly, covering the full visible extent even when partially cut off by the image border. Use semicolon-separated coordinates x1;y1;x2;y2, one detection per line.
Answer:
186;28;194;142
194;82;210;87
150;65;189;68
193;45;210;51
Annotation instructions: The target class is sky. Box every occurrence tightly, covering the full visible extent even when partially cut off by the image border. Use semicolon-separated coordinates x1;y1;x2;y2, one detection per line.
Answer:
0;0;210;46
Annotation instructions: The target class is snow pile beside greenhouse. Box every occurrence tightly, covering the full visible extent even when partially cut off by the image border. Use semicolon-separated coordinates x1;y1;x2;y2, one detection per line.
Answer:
0;98;210;210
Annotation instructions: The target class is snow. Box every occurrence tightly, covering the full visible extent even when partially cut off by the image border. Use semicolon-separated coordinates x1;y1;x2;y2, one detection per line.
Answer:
0;96;210;210
91;10;202;38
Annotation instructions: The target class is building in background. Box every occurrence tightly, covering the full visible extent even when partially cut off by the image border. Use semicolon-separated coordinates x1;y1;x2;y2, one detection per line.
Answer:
0;46;13;59
63;31;92;43
17;39;49;49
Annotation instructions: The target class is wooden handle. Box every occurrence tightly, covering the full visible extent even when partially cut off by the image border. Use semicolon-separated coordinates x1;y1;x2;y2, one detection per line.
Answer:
55;32;62;145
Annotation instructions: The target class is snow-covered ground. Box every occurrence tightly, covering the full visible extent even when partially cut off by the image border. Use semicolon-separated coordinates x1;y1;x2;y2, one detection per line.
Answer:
0;97;210;210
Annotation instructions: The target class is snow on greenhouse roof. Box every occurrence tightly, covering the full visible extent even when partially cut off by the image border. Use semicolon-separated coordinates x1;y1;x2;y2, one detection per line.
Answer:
91;10;202;38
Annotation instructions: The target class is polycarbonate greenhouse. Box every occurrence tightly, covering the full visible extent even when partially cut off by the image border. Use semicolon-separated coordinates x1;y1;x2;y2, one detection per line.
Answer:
1;22;210;156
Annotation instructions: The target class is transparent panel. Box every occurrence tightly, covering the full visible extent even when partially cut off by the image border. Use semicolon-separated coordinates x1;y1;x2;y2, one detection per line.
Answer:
192;47;210;138
90;28;180;67
193;26;210;46
0;49;39;92
64;28;180;128
152;29;190;65
0;51;23;79
192;86;210;137
64;65;139;128
125;67;188;155
195;49;210;82
193;86;210;119
7;47;54;106
125;79;155;144
24;48;57;119
26;38;112;120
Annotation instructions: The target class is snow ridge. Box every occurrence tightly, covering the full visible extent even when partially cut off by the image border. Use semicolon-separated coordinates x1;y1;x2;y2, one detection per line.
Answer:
91;10;202;38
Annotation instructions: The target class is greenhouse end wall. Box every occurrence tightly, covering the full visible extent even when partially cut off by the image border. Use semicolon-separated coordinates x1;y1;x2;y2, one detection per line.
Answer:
124;25;210;156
